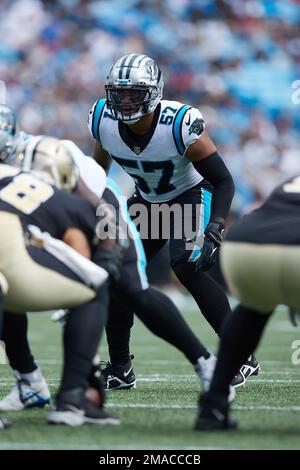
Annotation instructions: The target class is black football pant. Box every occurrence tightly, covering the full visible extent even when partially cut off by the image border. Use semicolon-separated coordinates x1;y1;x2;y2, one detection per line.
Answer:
109;286;210;366
60;282;109;393
106;186;232;366
208;304;271;397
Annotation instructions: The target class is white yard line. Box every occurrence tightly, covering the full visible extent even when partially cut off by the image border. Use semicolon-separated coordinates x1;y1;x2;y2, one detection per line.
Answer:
0;398;298;412
137;376;300;384
260;370;300;375
4;358;298;369
33;358;300;367
250;379;300;383
1;374;300;386
107;403;300;412
0;381;60;386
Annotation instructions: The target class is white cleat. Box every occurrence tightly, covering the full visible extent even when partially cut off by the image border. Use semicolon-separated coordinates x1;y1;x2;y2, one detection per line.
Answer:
195;355;217;392
0;373;51;411
0;384;24;411
51;309;68;325
0;417;12;430
195;355;236;403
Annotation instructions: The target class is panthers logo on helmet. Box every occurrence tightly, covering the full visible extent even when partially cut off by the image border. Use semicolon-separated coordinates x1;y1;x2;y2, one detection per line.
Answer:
188;118;204;136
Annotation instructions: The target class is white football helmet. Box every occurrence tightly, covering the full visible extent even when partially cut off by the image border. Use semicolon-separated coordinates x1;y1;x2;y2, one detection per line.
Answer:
0;104;20;164
105;53;164;124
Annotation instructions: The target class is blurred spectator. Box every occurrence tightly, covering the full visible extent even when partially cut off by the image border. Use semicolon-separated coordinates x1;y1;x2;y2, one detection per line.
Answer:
1;0;299;211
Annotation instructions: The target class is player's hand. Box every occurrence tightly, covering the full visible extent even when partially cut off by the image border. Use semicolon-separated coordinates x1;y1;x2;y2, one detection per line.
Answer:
195;220;224;272
93;244;124;282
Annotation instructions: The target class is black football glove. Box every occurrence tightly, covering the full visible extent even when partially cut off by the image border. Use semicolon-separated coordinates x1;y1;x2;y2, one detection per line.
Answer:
93;244;124;282
195;220;224;272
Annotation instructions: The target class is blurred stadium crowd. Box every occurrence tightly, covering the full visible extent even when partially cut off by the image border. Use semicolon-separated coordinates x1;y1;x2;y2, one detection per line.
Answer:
1;0;300;211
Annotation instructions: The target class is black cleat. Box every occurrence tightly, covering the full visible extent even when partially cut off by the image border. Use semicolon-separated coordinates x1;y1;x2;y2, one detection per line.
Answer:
195;392;237;431
102;355;136;390
231;354;260;388
47;388;120;427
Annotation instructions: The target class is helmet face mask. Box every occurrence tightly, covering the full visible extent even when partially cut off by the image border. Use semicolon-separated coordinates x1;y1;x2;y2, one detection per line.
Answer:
106;85;152;122
105;54;163;124
0;105;20;164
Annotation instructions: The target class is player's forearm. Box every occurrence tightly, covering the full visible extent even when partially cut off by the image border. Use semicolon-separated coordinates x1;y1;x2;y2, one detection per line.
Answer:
193;152;235;223
63;227;91;258
93;142;112;174
94;155;112;174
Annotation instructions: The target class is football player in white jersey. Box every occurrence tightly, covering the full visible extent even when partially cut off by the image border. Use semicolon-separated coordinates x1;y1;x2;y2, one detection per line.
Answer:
88;54;259;386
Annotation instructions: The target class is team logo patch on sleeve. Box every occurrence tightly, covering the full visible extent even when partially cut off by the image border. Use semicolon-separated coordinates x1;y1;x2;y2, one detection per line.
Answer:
188;118;204;136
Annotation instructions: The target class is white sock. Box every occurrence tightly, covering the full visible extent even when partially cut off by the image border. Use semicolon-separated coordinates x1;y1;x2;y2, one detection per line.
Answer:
18;367;43;383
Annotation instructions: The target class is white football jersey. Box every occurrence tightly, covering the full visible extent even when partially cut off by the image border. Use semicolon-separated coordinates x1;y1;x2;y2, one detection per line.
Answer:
61;139;106;199
20;134;106;199
88;99;205;202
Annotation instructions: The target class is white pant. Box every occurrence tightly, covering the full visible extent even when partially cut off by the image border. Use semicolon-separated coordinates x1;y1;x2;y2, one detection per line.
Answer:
221;241;300;313
0;212;96;312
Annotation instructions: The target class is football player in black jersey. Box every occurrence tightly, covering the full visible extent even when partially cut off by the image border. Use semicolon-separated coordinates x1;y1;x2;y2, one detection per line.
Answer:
196;175;300;430
0;106;123;426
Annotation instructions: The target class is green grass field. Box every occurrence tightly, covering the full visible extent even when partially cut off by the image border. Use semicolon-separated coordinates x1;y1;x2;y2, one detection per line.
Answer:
0;303;300;450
